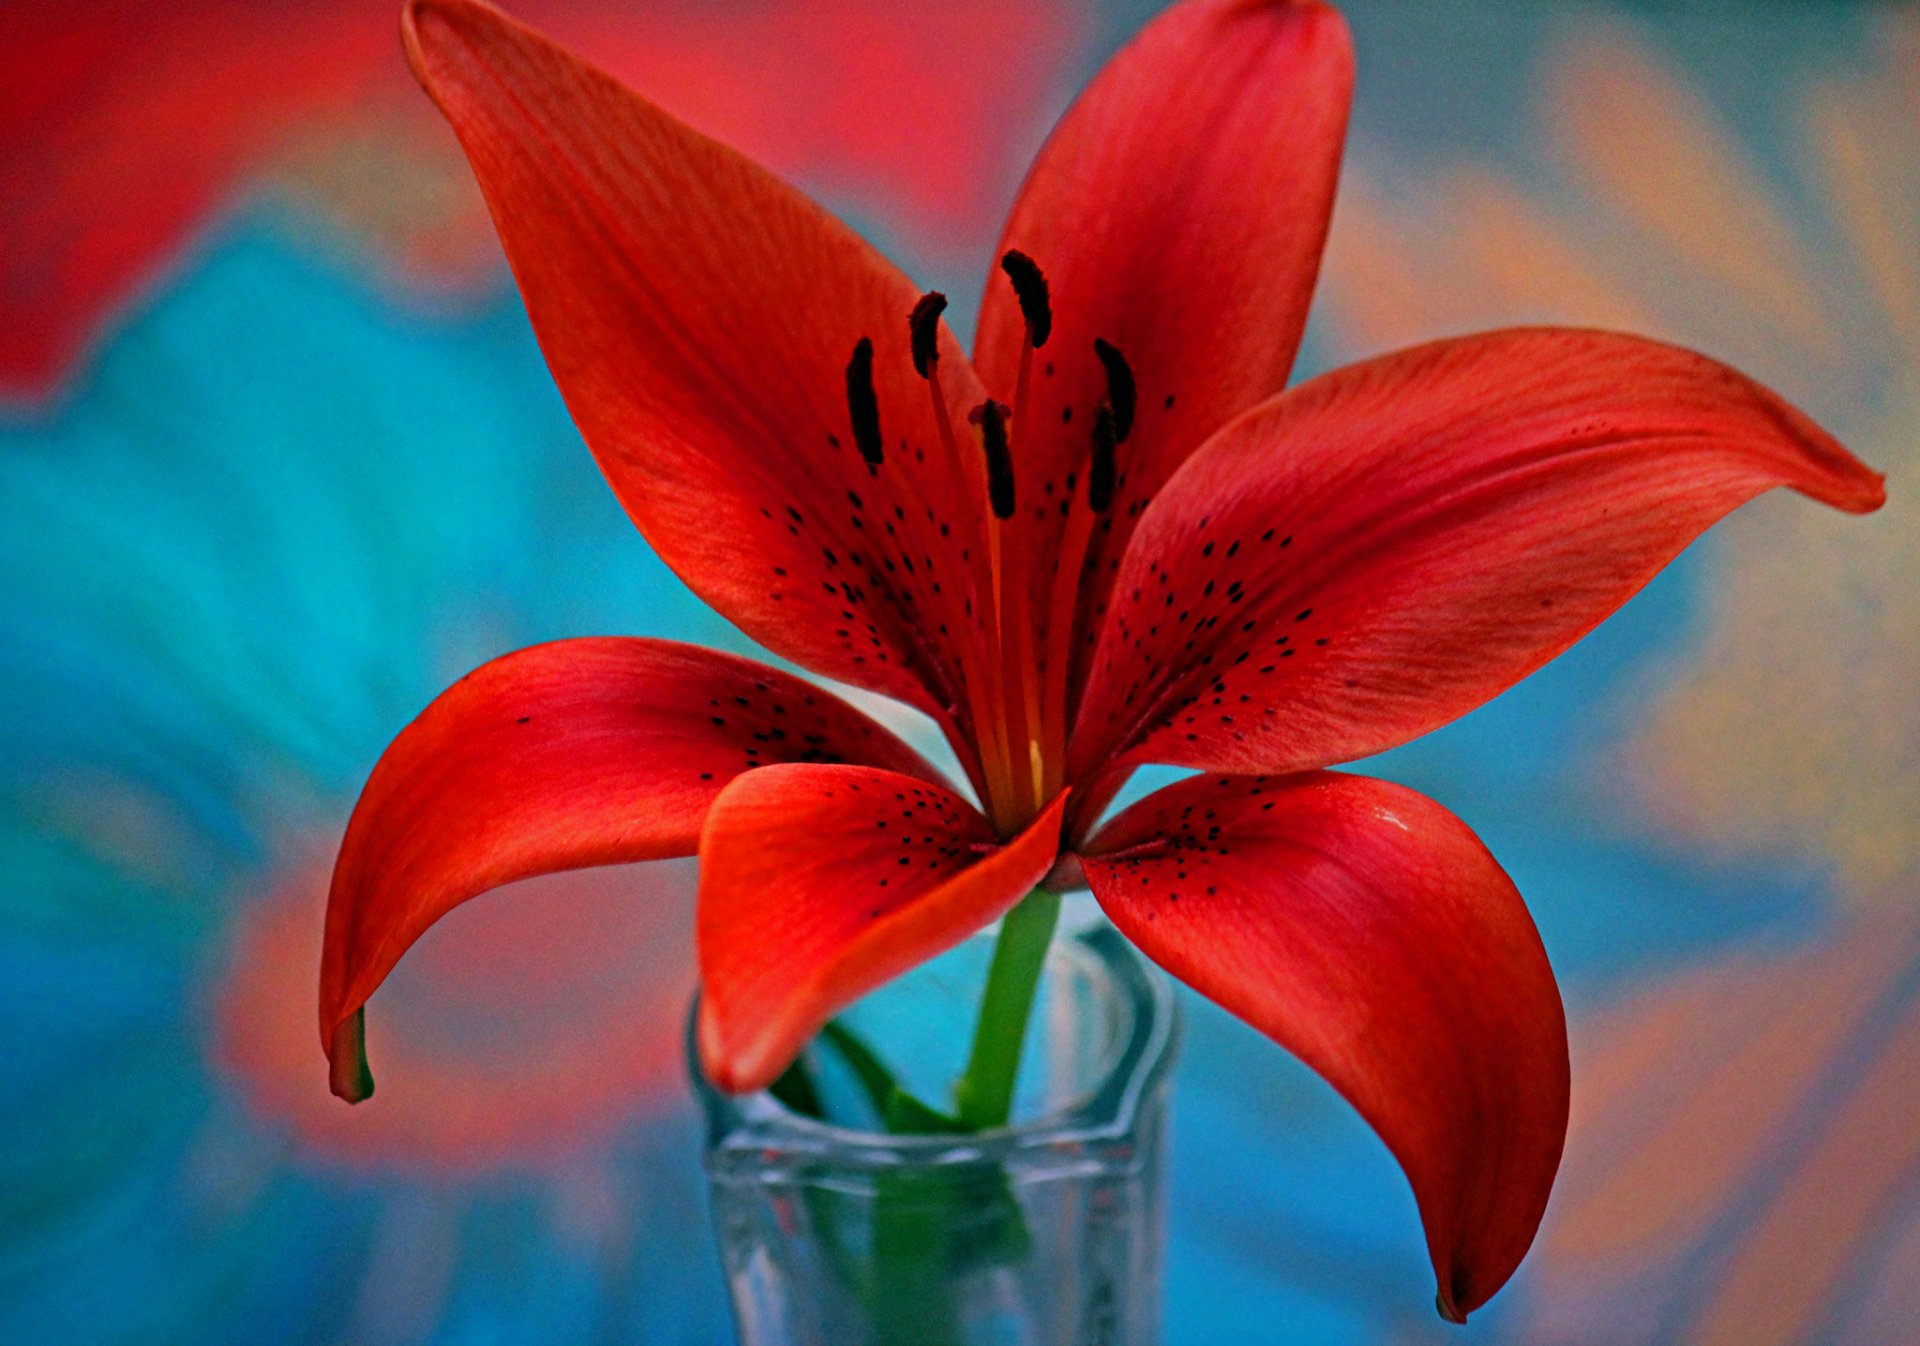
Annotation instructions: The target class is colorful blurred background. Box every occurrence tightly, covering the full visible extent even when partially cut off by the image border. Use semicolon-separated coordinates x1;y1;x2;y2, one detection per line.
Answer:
2;1;1912;1342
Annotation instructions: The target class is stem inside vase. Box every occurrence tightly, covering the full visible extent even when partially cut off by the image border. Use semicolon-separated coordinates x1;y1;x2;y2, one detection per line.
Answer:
955;887;1062;1129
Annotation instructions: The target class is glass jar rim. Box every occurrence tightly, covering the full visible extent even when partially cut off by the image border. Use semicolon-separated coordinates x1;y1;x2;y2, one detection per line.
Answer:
691;922;1179;1178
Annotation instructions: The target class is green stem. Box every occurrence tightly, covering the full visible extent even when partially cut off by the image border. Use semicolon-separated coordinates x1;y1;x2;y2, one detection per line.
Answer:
819;1020;900;1120
953;887;1060;1130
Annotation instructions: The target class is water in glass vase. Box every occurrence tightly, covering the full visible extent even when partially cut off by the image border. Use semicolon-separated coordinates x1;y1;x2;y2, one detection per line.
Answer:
691;919;1180;1346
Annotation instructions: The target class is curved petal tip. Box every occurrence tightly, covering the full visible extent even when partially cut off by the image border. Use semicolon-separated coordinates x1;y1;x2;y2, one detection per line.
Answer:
696;781;1070;1096
400;0;502;83
1437;1289;1468;1325
1743;372;1887;514
1842;464;1888;515
328;1008;375;1104
695;1000;752;1095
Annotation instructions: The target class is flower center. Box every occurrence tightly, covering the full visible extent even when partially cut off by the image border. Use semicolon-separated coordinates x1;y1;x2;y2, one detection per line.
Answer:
847;254;1133;836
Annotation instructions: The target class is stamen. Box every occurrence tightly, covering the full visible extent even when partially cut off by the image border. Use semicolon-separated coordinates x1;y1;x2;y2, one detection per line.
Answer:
1088;402;1118;514
1092;338;1136;441
908;292;948;379
971;399;1016;520
1000;250;1052;347
996;262;1046;819
845;337;884;466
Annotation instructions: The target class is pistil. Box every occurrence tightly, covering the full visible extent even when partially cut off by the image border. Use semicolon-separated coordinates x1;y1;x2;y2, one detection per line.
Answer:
1041;340;1134;795
997;251;1054;816
1042;400;1116;792
973;397;1040;821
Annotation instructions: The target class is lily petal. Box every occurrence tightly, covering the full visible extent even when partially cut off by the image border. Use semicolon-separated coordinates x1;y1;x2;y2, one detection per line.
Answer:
321;638;935;1100
1081;770;1568;1321
976;0;1351;707
1071;328;1885;780
404;0;992;734
696;767;1068;1093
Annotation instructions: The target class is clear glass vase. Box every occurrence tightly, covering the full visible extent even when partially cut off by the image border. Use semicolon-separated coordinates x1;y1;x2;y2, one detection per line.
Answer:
691;921;1180;1346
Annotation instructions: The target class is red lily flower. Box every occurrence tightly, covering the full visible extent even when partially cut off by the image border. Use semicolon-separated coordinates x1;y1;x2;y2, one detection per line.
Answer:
320;0;1886;1320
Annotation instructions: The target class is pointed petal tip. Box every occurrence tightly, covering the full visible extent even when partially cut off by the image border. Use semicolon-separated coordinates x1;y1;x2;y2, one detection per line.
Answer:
1234;0;1353;60
1247;0;1348;31
697;997;795;1096
398;0;449;85
400;0;482;32
327;1008;375;1104
398;0;445;47
1799;456;1886;516
1791;410;1886;514
1841;464;1888;515
1083;773;1562;1325
1730;364;1886;515
399;0;502;83
695;1001;759;1095
696;785;1074;1100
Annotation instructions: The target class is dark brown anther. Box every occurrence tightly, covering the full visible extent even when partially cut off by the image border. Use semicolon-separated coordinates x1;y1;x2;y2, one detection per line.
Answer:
845;337;884;466
971;399;1017;519
1088;402;1117;513
908;292;947;378
1000;250;1052;347
1092;338;1135;441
